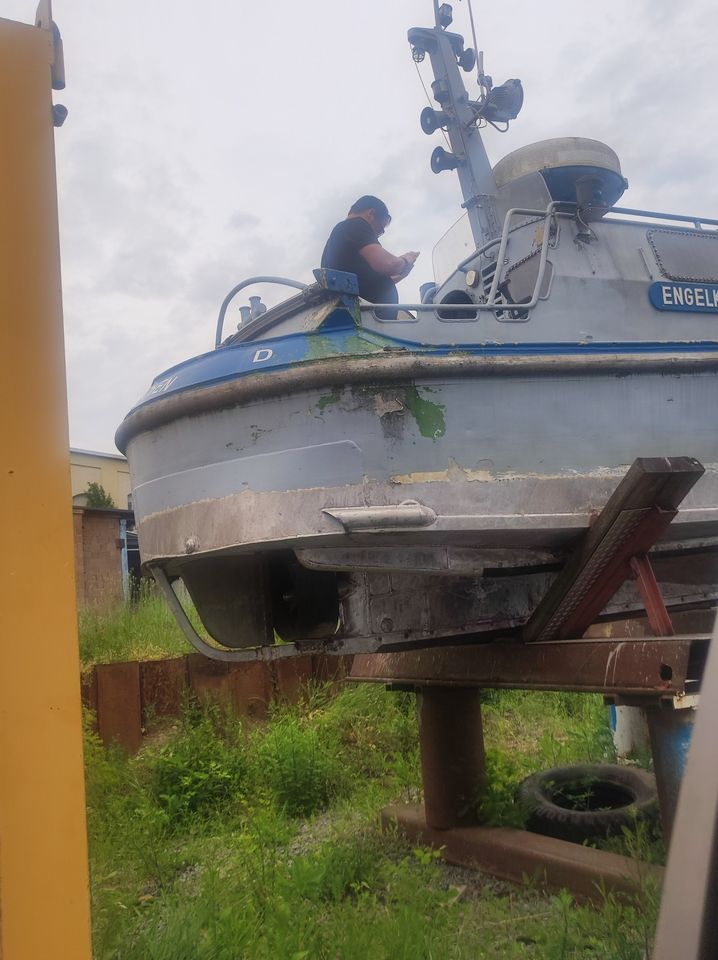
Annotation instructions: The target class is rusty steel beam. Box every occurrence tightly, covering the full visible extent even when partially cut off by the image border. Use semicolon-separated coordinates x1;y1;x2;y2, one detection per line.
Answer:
630;555;675;637
524;457;705;643
95;662;142;754
350;635;709;697
381;805;664;904
418;688;484;830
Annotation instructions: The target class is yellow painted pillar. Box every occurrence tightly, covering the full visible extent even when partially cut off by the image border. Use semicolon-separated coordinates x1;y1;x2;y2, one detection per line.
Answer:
0;10;93;960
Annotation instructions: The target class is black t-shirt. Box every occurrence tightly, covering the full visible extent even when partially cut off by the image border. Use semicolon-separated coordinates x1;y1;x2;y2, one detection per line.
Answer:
321;218;396;304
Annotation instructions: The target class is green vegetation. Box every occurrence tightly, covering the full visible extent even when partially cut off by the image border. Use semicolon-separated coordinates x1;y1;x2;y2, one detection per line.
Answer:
479;689;616;827
78;581;191;667
316;390;341;412
85;481;116;508
85;683;662;959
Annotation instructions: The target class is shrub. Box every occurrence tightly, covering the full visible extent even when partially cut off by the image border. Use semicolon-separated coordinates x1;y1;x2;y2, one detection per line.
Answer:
86;481;116;508
316;683;419;780
146;705;248;828
289;828;385;902
255;716;347;817
478;746;532;827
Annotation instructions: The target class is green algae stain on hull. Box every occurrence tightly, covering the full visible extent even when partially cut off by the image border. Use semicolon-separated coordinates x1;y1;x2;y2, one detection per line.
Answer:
303;326;398;364
316;383;447;438
403;386;446;439
305;336;340;361
316;392;341;412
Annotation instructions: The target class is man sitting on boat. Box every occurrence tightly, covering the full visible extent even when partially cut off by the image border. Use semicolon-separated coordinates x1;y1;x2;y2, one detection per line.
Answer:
321;195;419;316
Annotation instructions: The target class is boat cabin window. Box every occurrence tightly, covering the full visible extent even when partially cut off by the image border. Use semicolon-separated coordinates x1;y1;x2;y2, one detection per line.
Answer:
647;228;718;284
432;213;474;286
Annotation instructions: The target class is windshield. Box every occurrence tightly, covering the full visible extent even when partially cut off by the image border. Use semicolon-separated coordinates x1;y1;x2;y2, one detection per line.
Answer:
432;214;475;286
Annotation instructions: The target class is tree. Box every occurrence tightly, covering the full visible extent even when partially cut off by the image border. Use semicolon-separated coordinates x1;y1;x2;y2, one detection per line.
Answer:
85;482;115;509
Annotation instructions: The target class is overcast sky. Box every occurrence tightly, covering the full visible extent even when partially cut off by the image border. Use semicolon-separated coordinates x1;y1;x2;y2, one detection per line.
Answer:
4;0;717;453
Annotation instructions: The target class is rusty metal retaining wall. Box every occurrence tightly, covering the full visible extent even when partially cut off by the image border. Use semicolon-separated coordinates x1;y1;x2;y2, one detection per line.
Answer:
81;653;354;753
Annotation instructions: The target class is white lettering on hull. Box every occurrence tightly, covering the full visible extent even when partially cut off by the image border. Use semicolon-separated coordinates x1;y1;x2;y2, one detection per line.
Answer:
651;281;718;312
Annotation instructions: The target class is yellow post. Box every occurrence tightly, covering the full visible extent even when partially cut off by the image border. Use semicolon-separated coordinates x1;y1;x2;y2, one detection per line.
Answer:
0;9;93;959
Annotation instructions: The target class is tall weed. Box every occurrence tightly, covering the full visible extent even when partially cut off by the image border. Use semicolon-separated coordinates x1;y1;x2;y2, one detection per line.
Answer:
479;690;616;826
78;581;190;666
146;702;248;828
85;678;658;958
254;716;347;816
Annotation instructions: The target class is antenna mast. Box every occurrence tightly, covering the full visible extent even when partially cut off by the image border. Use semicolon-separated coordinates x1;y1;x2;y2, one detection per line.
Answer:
409;2;523;248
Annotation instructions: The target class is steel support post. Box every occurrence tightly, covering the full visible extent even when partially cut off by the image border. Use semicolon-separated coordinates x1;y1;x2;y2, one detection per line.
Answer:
645;704;696;842
0;9;93;958
417;686;485;830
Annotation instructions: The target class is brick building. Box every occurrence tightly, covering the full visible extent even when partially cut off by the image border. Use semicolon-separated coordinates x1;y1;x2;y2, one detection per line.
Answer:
69;449;139;606
72;506;135;607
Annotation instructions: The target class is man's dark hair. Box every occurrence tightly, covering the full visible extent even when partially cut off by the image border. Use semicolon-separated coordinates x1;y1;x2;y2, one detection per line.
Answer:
349;195;390;219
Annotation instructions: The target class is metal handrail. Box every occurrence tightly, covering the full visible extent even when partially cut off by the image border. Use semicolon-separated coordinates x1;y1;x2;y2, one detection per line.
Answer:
213;204;718;337
215;275;307;348
451;202;717;276
455;214;546;272
607;206;718;229
361;200;718;317
360;202;559;316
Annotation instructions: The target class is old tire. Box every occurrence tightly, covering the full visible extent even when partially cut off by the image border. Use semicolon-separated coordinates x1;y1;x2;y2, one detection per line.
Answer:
518;763;658;843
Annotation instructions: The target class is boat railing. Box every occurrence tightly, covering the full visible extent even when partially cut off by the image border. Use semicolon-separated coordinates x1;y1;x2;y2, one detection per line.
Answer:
363;202;718;320
605;206;718;231
215;204;718;342
215;275;308;347
362;201;560;317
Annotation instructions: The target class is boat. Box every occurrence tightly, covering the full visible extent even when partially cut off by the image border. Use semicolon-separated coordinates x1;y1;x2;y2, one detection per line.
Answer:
116;1;718;661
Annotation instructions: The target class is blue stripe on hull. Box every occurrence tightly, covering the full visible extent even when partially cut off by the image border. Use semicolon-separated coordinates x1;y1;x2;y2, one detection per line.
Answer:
132;324;718;412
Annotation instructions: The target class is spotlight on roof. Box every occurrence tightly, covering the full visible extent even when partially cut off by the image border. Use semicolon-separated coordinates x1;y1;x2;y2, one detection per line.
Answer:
437;3;453;28
481;79;524;124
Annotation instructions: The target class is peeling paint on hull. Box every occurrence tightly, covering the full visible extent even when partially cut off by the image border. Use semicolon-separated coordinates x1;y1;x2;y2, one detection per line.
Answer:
123;365;718;568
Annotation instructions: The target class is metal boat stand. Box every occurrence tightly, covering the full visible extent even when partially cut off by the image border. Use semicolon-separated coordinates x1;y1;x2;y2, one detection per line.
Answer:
350;457;714;900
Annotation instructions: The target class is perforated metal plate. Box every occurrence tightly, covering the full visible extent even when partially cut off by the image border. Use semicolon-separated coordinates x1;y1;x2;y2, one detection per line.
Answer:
648;228;718;283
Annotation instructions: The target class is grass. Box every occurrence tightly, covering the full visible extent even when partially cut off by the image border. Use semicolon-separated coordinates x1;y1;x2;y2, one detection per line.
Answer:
85;682;663;959
478;689;618;827
78;581;193;667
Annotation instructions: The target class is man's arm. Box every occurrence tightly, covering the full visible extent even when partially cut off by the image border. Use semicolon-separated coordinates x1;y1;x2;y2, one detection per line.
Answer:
359;244;419;280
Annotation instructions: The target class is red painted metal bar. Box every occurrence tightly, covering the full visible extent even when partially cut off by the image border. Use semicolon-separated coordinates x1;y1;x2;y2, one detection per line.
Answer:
630;555;675;637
